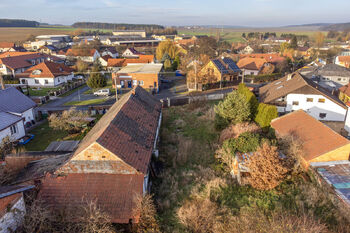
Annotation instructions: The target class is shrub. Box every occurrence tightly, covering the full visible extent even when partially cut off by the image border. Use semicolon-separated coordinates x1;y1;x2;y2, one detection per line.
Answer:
246;143;289;190
214;114;229;130
132;195;160;233
254;103;278;130
48;108;90;133
87;73;107;89
223;132;261;154
237;83;258;117
215;91;250;124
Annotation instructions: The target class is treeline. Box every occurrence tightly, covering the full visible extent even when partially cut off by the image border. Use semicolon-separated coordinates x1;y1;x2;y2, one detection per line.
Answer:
242;32;277;40
152;28;178;35
0;19;39;27
327;30;350;42
72;22;164;32
321;23;350;32
280;33;309;41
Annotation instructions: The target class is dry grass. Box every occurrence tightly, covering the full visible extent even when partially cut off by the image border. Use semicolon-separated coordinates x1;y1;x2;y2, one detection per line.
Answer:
219;122;261;143
133;194;160;233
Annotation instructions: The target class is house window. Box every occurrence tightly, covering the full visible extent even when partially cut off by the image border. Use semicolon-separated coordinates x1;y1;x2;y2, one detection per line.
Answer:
35;79;39;84
319;113;327;119
250;72;254;75
292;101;299;106
338;78;342;81
139;80;144;86
10;125;17;135
133;80;138;86
318;98;326;103
306;98;313;102
45;79;48;84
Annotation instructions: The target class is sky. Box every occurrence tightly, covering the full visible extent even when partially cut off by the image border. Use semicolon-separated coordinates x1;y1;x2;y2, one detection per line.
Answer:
0;0;349;27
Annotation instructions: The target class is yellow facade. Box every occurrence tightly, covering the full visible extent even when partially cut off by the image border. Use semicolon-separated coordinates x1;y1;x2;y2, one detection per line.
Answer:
198;61;223;83
309;143;350;163
339;91;350;104
72;142;122;161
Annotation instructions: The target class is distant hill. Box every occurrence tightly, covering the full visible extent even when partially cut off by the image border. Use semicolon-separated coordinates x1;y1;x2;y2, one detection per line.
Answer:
321;23;350;31
0;19;39;27
72;22;165;32
285;23;331;28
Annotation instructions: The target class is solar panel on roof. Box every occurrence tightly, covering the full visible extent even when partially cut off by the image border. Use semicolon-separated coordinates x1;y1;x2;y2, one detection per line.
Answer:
223;58;241;72
213;59;228;74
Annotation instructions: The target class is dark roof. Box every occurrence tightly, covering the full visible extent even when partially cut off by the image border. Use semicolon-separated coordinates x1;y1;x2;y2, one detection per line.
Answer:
104;47;117;54
0;185;35;198
126;48;143;55
0;87;37;114
14;153;71;184
39;173;143;223
259;72;346;109
271;110;350;161
0;112;23;131
72;86;161;174
212;57;240;74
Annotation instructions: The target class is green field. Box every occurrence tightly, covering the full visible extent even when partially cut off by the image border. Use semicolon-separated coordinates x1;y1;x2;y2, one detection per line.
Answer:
64;98;109;106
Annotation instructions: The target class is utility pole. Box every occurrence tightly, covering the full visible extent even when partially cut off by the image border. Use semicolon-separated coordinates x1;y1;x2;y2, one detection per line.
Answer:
194;60;197;91
114;74;118;101
241;69;245;84
220;68;223;89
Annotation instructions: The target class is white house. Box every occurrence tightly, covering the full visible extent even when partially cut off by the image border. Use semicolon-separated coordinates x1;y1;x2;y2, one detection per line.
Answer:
0;87;37;131
0;186;35;233
66;48;100;63
259;72;348;122
0;112;26;142
18;62;74;87
122;48;143;58
101;47;118;58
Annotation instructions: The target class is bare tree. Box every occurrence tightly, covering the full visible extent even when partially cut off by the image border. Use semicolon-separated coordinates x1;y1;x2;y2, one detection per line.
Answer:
48;108;91;133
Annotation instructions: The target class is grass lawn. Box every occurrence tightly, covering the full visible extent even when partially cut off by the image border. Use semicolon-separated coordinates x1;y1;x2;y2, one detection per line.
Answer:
64;98;108;106
27;87;60;96
24;120;69;151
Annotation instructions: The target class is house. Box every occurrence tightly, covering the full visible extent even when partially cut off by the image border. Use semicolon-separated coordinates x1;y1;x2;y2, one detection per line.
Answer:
198;57;241;83
98;55;112;67
18;87;161;224
335;56;350;68
259;72;348;122
101;47;118;58
339;83;350;104
122;48;144;58
38;45;58;55
239;53;286;65
107;55;155;71
0;42;26;52
0;185;35;233
113;63;163;92
239;45;254;54
303;64;350;91
271;110;350;167
0;87;37;141
65;48;100;63
112;30;146;38
17;62;74;87
0;52;64;76
237;57;273;76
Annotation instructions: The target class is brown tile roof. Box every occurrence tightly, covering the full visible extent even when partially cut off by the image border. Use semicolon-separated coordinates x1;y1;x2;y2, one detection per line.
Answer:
17;61;73;78
39;173;143;223
339;56;350;63
259;72;346;109
339;83;350;97
0;42;15;48
271;110;350;161
0;51;37;58
107;57;153;67
237;57;267;70
72;86;161;174
101;55;112;61
240;53;286;64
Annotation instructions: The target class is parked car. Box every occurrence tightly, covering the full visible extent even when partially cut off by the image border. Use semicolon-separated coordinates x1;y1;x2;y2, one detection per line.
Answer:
93;89;110;96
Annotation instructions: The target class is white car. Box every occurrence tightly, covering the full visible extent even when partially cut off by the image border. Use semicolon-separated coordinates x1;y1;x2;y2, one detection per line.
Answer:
93;89;110;96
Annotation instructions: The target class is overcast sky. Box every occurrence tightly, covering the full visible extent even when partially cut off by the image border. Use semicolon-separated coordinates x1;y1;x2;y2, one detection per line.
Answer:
0;0;349;27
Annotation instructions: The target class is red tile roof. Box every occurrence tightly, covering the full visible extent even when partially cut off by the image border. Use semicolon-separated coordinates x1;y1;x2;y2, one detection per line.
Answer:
107;57;153;67
240;53;286;64
66;48;97;57
39;173;143;223
339;83;350;97
271;110;350;161
17;62;73;78
237;57;267;70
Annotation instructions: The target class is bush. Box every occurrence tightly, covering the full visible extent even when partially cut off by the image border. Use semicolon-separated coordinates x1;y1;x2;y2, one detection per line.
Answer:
237;83;258;117
254;103;278;130
132;195;160;233
214;114;229;130
87;73;107;89
215;91;250;124
246;143;289;190
223;132;261;153
219;122;261;143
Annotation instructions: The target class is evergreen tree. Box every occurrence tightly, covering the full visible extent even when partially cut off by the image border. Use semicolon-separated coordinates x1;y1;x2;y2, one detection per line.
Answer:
254;103;278;130
290;35;298;49
237;83;258;118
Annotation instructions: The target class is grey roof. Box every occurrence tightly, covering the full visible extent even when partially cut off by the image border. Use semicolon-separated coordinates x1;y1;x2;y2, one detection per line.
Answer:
0;112;22;131
45;140;79;152
314;64;350;77
0;185;35;198
0;87;36;114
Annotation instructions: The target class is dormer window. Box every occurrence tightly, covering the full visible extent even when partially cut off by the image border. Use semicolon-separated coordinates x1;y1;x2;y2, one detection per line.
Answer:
32;69;42;75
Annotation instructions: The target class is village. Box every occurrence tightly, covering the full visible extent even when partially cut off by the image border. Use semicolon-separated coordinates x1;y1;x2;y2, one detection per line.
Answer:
0;20;350;232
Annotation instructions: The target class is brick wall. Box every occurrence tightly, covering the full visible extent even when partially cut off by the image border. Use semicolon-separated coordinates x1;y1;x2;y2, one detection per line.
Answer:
112;73;159;91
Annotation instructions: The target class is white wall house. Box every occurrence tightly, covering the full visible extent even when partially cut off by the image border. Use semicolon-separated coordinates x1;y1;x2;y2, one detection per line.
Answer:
0;118;26;142
20;73;74;87
284;93;347;121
